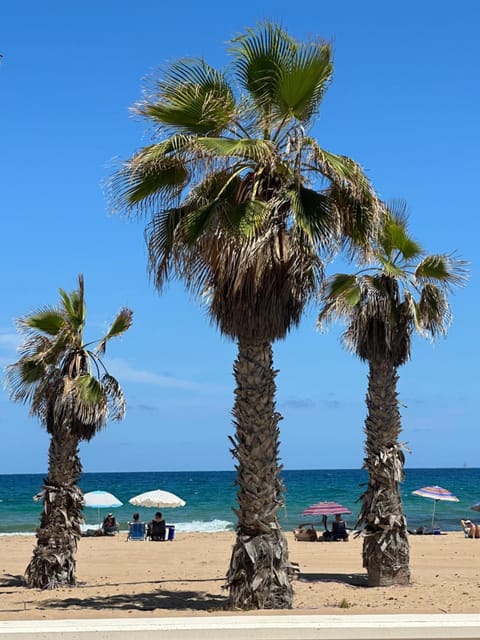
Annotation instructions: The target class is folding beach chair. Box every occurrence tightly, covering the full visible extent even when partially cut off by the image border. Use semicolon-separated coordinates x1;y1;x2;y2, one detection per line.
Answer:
127;521;146;541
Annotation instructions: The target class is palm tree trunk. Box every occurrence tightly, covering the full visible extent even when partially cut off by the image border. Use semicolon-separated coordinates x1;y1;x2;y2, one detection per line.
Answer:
357;358;410;587
226;338;294;609
25;422;84;589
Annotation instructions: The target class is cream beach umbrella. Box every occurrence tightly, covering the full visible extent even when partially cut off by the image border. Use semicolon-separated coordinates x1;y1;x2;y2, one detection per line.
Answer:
128;489;186;509
83;490;123;526
412;485;459;527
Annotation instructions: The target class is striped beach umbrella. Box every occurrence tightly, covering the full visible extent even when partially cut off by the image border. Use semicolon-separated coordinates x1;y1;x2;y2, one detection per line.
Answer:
412;485;459;527
302;501;352;517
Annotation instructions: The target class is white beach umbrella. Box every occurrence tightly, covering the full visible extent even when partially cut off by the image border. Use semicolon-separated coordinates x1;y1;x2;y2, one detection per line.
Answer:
128;489;186;509
83;490;123;525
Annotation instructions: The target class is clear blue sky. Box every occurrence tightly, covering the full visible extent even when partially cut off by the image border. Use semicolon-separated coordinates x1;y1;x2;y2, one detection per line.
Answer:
1;1;478;473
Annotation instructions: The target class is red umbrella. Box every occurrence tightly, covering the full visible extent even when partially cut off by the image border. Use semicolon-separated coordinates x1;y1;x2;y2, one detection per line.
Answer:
302;501;352;517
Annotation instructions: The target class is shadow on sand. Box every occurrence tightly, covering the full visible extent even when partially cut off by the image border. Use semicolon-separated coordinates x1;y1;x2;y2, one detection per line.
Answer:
0;574;25;588
42;587;229;613
298;572;368;587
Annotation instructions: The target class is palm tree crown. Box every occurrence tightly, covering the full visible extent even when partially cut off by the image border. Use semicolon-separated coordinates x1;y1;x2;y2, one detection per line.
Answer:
319;202;467;364
111;22;380;340
7;275;133;439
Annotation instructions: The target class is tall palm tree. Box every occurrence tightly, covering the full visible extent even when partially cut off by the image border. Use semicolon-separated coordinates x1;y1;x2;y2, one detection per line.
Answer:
111;23;380;608
6;275;132;589
318;203;467;587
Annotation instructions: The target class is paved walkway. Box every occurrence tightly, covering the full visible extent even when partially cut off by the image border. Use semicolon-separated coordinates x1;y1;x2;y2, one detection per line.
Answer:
1;614;480;639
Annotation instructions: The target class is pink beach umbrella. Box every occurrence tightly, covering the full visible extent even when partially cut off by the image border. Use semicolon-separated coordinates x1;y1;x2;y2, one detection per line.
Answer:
302;501;352;517
301;501;352;531
412;485;459;527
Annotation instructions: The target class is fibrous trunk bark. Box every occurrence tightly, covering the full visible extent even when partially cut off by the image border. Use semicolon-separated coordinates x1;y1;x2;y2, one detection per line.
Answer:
357;358;410;587
25;423;84;589
226;338;294;609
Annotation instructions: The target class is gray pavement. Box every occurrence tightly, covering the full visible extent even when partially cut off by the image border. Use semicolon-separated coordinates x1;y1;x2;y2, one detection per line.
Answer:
1;614;480;640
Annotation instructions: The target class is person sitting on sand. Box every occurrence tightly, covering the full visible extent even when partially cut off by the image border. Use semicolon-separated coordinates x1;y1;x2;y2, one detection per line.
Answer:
331;513;349;541
148;511;166;541
461;519;480;538
102;513;119;535
130;512;141;523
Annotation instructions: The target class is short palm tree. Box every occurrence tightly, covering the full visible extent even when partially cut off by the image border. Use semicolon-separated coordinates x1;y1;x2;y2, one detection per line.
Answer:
6;275;132;589
318;202;467;586
111;23;380;608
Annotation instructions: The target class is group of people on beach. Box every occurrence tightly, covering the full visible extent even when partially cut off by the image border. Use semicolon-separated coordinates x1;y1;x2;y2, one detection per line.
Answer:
294;514;349;542
99;511;167;540
130;511;167;540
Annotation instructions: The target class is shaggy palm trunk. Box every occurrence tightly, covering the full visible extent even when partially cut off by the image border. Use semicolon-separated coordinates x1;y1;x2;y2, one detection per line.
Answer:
25;423;84;589
226;338;294;609
357;358;410;587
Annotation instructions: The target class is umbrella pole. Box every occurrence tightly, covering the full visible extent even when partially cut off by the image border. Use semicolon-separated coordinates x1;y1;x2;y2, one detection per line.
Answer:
431;500;437;527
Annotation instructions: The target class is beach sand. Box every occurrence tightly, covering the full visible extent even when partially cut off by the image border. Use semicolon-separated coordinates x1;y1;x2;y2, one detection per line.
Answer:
1;531;479;620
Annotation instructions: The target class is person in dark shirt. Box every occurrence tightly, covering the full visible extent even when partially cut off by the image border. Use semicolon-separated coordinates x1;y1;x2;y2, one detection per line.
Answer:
102;513;119;535
331;513;349;541
148;511;166;541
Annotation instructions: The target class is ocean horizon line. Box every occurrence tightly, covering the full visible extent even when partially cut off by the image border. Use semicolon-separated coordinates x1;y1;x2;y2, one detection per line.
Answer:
1;465;478;477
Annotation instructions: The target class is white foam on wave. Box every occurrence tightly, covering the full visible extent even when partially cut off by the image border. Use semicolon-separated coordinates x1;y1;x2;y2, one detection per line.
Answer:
0;519;235;537
173;519;234;533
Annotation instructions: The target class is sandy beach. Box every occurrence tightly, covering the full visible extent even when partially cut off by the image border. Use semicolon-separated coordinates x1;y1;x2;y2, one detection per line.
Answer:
1;531;479;621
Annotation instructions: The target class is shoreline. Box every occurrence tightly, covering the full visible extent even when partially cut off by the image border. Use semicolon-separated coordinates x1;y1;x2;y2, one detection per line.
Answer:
1;531;480;620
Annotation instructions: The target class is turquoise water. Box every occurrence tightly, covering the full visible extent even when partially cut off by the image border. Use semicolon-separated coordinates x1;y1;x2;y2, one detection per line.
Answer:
0;468;478;534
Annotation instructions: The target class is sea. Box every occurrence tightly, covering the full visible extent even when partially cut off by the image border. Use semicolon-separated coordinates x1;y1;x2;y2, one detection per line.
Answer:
0;468;478;535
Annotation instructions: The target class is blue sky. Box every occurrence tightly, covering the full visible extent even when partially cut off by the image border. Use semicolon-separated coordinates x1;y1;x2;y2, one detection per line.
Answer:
1;0;478;473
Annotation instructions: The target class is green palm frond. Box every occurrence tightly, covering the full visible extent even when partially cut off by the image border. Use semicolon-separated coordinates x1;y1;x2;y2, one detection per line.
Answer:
95;308;133;356
181;202;220;243
76;374;105;408
67;275;86;330
4;359;46;404
307;143;368;188
21;309;65;336
288;187;338;248
138;58;235;135
114;152;189;211
380;218;423;261
317;273;362;330
276;42;332;121
377;254;406;278
223;199;270;237
415;254;469;289
231;23;333;131
231;23;295;116
196;137;275;162
106;308;133;339
146;205;194;289
329;273;361;301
